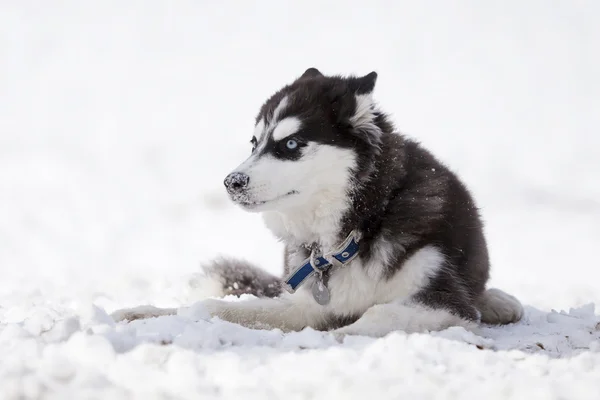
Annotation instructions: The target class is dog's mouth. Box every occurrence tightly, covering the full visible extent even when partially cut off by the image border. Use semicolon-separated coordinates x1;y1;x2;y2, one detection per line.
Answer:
237;190;299;208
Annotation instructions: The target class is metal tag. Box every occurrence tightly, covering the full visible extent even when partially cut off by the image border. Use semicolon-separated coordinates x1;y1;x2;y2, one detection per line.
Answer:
312;277;330;305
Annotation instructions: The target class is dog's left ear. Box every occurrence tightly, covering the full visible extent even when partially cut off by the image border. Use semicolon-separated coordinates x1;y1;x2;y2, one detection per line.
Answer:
345;72;383;158
299;67;323;79
349;71;378;95
328;71;379;120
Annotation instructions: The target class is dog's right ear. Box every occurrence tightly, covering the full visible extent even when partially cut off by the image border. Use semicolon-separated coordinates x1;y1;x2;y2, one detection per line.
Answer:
299;67;323;79
348;71;377;95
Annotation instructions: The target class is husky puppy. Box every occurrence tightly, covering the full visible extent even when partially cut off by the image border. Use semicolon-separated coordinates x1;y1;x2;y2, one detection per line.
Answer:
113;68;523;337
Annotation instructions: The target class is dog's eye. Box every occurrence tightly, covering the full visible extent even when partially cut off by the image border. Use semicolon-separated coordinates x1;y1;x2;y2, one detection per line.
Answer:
285;139;298;151
250;136;258;152
275;137;304;158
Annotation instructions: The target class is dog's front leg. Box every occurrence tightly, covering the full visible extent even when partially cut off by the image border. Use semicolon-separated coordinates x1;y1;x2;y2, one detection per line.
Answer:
201;296;324;332
332;300;475;338
110;295;323;332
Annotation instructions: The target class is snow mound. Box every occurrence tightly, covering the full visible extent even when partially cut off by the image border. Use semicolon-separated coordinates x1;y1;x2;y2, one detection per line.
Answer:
1;298;599;399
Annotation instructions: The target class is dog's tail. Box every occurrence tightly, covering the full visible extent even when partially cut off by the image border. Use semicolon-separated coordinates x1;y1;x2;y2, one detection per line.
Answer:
192;257;283;299
475;288;524;324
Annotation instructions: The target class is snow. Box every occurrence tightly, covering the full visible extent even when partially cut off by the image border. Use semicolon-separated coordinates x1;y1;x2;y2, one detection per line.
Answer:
1;1;600;398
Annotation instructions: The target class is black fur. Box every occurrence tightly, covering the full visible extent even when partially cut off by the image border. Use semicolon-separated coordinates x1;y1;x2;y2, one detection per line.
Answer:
340;135;489;321
217;68;492;323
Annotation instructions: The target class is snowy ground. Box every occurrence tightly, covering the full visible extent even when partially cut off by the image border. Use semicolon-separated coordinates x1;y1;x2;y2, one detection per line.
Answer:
1;1;600;399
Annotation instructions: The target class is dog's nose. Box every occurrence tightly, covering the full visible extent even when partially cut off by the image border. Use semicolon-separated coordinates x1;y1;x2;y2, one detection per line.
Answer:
224;172;250;193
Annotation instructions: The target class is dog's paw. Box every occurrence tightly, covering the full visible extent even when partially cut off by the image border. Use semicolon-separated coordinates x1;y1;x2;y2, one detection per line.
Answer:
110;305;176;322
331;330;348;343
477;288;524;325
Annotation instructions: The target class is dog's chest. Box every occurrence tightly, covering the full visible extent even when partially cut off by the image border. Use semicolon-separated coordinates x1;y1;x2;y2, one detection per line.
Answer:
286;252;396;316
288;243;444;316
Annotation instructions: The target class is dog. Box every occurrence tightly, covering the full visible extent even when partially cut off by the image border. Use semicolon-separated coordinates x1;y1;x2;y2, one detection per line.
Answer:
112;68;523;338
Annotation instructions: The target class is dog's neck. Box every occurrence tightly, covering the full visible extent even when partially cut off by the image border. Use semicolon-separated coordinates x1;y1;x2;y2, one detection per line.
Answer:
262;167;384;253
262;185;352;251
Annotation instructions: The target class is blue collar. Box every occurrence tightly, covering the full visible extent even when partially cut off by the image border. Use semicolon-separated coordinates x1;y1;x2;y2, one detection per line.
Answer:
283;230;360;293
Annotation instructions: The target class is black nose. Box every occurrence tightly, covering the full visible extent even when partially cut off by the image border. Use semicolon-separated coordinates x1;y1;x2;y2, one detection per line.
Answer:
224;172;250;193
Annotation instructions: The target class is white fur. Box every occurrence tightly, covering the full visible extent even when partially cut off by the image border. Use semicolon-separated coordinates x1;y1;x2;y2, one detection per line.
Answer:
271;95;289;125
260;144;356;246
253;119;269;154
323;245;445;317
271;116;302;141
254;118;265;138
333;301;474;338
363;236;404;280
349;94;378;135
200;297;322;331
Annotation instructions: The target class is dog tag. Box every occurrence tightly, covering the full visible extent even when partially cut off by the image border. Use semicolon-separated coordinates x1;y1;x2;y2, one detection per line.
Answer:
312;277;330;305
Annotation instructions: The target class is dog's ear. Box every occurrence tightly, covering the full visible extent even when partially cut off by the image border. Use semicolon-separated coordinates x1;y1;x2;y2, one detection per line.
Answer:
299;67;323;79
330;72;383;157
348;90;382;152
328;72;379;122
348;71;377;95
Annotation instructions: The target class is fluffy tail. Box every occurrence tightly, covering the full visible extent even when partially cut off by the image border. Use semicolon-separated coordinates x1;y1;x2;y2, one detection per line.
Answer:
197;257;283;298
475;288;524;324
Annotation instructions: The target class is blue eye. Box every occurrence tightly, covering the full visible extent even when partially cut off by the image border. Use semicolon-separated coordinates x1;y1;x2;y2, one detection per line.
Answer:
286;139;298;150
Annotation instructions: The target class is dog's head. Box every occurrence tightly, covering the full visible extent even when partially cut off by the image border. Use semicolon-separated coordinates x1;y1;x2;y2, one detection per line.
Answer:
224;68;388;213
